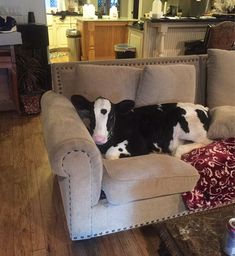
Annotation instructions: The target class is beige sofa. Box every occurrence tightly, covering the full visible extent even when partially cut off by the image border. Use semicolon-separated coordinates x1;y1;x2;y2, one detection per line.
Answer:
41;49;235;240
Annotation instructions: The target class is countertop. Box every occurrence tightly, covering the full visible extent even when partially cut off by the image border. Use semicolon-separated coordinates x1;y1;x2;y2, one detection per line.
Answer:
46;12;136;22
47;11;81;16
128;22;144;31
76;17;137;22
146;14;235;23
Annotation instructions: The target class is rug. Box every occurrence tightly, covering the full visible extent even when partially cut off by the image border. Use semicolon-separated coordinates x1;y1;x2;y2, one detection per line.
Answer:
157;202;235;256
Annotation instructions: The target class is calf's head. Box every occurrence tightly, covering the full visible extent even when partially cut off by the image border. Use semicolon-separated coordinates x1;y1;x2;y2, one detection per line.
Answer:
71;95;134;145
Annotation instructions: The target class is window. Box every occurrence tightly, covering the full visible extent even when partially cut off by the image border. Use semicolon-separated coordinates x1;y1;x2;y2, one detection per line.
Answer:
46;0;58;9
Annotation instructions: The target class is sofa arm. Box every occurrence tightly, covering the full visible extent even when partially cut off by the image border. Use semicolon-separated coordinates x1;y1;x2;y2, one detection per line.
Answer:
41;91;103;205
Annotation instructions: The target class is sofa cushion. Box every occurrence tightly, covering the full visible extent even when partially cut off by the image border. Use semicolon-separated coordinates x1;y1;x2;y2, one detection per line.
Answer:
135;64;196;107
58;64;142;103
208;106;235;139
102;154;199;205
207;49;235;108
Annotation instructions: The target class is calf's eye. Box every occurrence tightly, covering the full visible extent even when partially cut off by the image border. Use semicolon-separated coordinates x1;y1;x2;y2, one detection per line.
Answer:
101;109;107;115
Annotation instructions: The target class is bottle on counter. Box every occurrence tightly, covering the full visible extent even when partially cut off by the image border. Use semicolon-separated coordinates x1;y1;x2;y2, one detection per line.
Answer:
109;6;118;19
151;0;163;19
83;4;96;19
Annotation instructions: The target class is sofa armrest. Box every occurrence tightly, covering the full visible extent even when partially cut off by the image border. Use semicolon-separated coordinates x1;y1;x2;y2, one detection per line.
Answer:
41;91;103;205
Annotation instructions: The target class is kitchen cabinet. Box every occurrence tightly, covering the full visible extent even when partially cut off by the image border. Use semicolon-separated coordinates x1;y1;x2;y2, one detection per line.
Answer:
47;15;78;50
128;27;144;58
47;24;55;49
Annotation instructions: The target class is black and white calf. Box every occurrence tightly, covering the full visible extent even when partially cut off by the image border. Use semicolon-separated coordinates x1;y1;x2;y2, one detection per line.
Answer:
71;95;211;160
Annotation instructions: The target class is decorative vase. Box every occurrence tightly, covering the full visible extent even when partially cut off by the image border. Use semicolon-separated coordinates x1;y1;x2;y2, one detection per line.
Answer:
20;94;42;114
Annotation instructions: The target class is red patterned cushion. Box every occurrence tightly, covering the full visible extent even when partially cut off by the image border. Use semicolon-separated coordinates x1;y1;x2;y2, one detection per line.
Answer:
181;138;235;210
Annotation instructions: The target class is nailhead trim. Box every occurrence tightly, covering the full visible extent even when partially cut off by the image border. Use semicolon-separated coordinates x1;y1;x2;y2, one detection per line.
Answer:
61;149;93;240
69;200;235;240
66;174;72;238
53;56;201;95
53;55;222;241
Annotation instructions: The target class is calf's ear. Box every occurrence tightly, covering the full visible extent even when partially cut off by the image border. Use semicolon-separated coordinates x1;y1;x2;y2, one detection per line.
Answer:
71;95;92;111
116;100;135;114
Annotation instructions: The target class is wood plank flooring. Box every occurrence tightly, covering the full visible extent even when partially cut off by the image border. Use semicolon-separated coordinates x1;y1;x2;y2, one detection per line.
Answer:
0;112;163;256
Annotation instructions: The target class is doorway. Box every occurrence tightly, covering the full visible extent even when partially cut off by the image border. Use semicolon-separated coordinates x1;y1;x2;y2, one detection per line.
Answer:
98;0;120;16
133;0;139;19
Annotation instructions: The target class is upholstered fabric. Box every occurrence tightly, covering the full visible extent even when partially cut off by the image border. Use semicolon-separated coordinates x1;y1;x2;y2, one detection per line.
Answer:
90;193;186;238
208;106;235;139
206;21;235;50
207;49;235;108
41;91;103;205
58;174;186;239
102;154;199;205
135;64;196;107
41;55;233;241
51;63;142;103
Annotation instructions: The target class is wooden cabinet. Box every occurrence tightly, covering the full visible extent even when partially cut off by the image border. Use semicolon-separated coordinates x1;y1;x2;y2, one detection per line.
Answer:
128;27;144;58
77;19;131;61
0;46;20;112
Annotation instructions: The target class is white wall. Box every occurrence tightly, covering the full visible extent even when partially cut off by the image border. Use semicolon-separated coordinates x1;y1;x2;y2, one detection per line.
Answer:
0;0;46;24
89;0;98;10
139;0;152;18
120;0;133;18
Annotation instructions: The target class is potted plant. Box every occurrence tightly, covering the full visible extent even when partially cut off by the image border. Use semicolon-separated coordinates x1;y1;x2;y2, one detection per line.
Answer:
16;54;45;114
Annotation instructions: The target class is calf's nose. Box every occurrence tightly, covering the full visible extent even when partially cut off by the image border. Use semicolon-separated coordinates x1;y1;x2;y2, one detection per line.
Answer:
93;135;107;145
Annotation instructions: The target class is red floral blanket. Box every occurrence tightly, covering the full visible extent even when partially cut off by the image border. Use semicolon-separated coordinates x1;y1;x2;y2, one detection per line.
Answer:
181;138;235;210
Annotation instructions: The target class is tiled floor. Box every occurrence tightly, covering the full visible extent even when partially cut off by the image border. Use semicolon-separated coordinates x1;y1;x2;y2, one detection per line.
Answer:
49;50;69;63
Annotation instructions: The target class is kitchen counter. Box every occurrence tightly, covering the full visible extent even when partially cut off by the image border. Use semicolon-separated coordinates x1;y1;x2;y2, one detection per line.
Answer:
150;16;217;23
142;15;234;57
47;11;82;16
47;12;137;22
140;13;235;23
149;15;235;23
77;18;136;60
128;21;144;31
76;17;137;22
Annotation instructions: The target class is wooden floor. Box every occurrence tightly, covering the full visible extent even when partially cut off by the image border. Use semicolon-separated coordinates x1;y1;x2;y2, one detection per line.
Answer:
0;112;164;256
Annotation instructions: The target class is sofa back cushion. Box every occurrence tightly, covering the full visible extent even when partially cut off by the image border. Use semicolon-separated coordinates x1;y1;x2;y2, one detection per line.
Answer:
135;64;196;107
207;49;235;108
51;63;142;103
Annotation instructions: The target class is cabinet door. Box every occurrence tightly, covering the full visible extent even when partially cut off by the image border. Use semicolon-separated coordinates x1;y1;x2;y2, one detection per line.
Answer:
55;24;69;48
54;17;71;48
47;15;56;49
70;17;78;29
47;25;55;49
128;29;143;58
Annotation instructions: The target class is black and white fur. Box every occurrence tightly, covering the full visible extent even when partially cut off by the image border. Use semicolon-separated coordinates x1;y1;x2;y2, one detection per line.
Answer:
71;95;211;160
